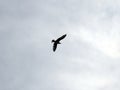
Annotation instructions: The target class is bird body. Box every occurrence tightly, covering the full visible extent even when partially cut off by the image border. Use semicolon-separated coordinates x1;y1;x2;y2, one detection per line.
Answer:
51;34;67;52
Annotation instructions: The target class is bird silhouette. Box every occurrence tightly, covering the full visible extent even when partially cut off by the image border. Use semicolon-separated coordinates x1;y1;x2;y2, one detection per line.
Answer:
51;34;67;52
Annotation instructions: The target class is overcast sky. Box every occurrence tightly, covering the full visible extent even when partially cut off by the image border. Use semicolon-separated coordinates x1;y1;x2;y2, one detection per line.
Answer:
0;0;120;90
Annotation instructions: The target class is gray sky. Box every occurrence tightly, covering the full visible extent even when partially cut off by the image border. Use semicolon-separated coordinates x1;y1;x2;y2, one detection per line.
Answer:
0;0;120;90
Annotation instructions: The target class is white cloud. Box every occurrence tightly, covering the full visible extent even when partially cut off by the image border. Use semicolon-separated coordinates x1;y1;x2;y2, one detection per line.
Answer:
0;0;120;90
58;72;115;90
79;29;120;58
70;17;120;58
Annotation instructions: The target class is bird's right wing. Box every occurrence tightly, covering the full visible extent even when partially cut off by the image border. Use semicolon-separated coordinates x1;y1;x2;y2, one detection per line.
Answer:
53;43;57;52
57;34;67;41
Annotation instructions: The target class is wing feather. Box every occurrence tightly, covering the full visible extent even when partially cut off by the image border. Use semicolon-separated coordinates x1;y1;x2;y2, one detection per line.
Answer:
53;43;57;52
56;34;67;41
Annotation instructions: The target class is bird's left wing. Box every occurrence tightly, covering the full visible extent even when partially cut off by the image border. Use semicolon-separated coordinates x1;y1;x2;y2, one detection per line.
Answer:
53;43;57;52
56;34;67;41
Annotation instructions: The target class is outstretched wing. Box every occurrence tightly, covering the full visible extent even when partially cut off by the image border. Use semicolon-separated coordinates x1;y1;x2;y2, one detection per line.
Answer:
56;34;67;41
53;43;57;52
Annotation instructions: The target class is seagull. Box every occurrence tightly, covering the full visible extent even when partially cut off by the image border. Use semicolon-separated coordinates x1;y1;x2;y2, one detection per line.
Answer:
51;34;67;52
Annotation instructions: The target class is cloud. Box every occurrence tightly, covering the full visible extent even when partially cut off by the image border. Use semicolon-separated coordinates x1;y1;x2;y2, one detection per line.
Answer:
73;29;120;58
58;72;116;90
0;0;120;90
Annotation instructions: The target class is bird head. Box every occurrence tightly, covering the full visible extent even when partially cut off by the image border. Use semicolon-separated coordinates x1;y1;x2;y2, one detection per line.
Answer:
51;39;55;43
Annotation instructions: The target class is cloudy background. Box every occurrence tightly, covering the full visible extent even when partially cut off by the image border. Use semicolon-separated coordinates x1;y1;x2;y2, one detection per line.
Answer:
0;0;120;90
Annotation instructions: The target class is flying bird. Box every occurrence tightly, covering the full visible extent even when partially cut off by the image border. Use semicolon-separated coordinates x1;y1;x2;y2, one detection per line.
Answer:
51;34;67;52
